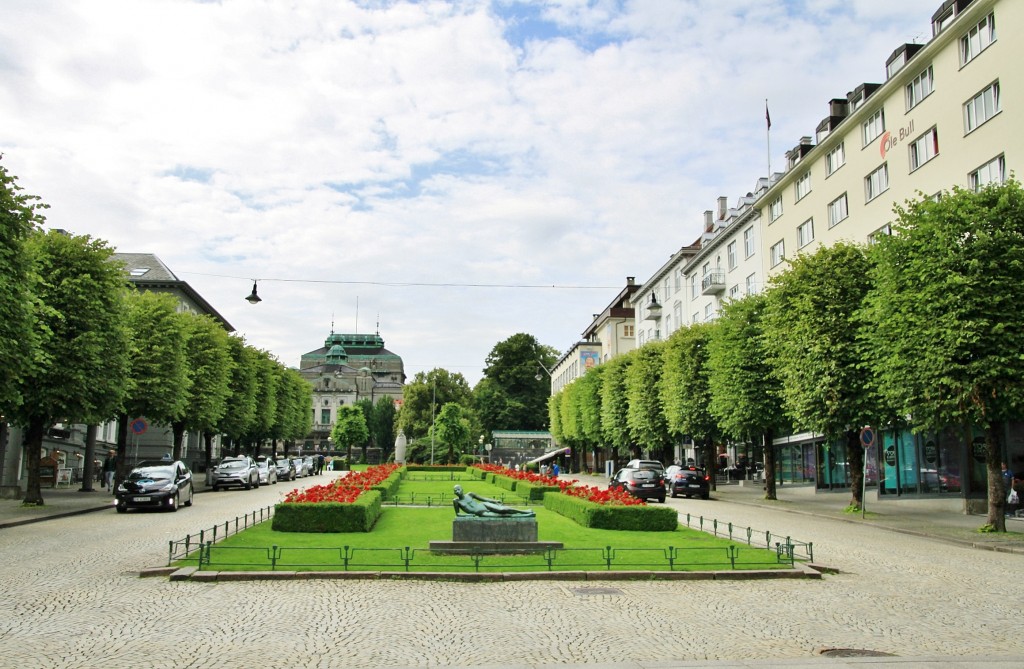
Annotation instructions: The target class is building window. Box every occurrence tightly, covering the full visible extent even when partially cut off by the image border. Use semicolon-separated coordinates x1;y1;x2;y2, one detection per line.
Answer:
905;66;934;111
827;193;849;228
969;155;1005;191
825;142;845;176
745;273;757;295
743;226;755;258
795;172;811;202
769;240;785;268
727;241;737;270
865;163;889;202
909;127;939;172
623;324;634;337
729;284;739;299
673;302;682;326
797;219;814;249
673;269;681;293
768;196;783;222
320;409;331;424
690;275;698;299
704;303;713;321
961;13;996;66
868;223;892;244
862;109;885;147
964;81;1000;133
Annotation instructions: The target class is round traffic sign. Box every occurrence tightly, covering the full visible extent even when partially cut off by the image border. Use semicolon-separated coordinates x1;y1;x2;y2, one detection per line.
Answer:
130;418;148;435
859;427;875;449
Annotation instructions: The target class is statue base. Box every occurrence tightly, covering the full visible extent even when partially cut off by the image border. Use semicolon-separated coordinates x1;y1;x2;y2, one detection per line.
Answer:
429;517;562;554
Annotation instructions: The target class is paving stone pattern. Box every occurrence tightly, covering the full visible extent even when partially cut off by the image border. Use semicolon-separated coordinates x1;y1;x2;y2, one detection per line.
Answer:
0;474;1022;668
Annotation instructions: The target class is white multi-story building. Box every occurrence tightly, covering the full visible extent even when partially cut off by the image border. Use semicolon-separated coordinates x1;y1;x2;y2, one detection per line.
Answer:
629;0;1023;506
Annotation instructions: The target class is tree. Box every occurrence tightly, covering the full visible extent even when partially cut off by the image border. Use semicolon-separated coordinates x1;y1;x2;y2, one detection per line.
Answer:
661;322;719;480
331;404;369;464
218;336;259;453
399;368;474;439
577;365;607;470
762;242;884;509
12;230;131;505
477;333;558;431
600;354;633;464
434;402;471;464
861;180;1024;531
0;159;44;413
707;294;788;500
117;290;190;481
271;367;312;458
370;395;397;461
171;314;233;463
243;351;280;456
625;341;671;463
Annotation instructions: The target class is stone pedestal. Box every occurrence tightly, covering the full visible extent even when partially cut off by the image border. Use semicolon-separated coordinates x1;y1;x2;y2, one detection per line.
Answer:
429;517;563;554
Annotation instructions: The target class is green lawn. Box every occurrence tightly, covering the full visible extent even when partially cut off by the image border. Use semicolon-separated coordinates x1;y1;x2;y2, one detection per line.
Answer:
192;505;791;573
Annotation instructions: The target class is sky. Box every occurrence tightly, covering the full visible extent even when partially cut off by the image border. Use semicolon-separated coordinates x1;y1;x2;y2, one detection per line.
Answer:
1;0;939;386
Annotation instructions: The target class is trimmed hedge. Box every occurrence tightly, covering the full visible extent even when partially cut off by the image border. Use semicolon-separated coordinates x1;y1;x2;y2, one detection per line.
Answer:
543;492;678;531
372;470;403;500
514;479;561;502
272;490;383;533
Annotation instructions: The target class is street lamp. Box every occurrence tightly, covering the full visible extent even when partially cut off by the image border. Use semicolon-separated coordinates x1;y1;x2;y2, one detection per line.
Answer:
535;359;553;382
245;280;262;304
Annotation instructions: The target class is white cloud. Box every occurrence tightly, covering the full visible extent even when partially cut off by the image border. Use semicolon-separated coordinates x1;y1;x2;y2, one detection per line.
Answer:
1;0;938;385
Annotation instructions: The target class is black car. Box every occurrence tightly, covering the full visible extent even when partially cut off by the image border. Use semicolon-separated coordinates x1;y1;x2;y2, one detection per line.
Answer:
609;467;666;503
665;465;711;499
115;460;194;513
274;457;296;481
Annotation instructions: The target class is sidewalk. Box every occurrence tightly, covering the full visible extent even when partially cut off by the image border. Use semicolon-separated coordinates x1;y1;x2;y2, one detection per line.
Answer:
3;474;1023;554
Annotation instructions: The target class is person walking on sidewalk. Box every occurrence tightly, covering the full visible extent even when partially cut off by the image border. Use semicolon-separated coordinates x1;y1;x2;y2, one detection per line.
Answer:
102;450;117;493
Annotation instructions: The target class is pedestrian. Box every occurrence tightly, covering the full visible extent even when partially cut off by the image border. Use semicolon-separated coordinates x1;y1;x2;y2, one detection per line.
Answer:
1002;462;1014;492
102;449;117;492
317;453;325;475
552;462;560;478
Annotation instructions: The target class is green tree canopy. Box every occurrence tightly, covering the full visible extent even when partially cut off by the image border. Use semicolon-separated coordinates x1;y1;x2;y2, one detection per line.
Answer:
762;241;882;508
600;353;633;461
0;160;44;412
331;404;370;464
661;322;719;473
399;368;474;439
171;313;233;461
707;293;787;499
14;230;131;505
625;341;670;462
218;336;260;449
861;180;1024;530
477;333;558;431
434;402;471;464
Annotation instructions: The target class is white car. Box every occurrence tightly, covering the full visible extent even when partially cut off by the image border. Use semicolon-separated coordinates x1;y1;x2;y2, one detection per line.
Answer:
256;457;278;485
211;456;260;491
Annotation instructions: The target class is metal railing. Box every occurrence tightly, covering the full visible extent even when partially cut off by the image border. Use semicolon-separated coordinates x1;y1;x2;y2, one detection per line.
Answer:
680;513;814;562
167;505;275;566
190;542;798;573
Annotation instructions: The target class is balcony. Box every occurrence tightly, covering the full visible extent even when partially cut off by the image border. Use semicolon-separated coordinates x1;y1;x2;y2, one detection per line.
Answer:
701;271;726;295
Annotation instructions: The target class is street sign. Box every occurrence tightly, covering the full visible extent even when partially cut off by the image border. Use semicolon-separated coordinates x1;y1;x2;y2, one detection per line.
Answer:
130;418;148;435
859;427;875;449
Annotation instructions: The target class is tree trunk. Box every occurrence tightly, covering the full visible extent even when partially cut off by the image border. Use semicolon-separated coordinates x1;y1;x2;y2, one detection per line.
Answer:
172;421;186;461
203;432;213;470
115;413;130;489
703;436;717;492
985;421;1006;532
763;430;777;501
79;424;98;492
847;429;864;509
22;417;46;506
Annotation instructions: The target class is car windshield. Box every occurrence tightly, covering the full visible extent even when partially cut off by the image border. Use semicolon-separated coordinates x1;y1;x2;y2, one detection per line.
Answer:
257;461;271;469
128;467;173;481
631;470;657;480
219;460;247;470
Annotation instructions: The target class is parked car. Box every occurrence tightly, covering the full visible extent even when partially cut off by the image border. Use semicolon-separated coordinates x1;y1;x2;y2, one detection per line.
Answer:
303;455;316;475
625;459;665;474
274;457;296;481
664;465;711;499
255;457;278;485
291;457;307;478
115;460;194;513
609;467;666;503
212;456;260;491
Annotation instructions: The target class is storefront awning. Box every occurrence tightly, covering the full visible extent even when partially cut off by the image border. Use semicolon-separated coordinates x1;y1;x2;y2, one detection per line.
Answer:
525;447;570;465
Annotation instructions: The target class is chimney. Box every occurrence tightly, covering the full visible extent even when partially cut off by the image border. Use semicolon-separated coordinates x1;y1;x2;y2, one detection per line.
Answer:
627;276;635;285
704;210;714;231
717;196;728;220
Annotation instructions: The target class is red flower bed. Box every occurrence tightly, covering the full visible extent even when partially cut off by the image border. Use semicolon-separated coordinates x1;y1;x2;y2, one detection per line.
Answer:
283;464;400;504
477;463;644;506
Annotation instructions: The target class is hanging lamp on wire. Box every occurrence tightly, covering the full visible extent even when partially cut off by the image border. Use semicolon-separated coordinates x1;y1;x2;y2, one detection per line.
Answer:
245;280;262;304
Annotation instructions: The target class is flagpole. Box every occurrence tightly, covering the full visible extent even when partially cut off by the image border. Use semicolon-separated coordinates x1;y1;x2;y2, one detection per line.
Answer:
765;99;772;182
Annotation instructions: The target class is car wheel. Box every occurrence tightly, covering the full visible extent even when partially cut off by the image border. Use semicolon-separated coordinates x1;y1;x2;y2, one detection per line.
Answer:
253;475;260;488
670;490;678;498
212;485;219;492
701;493;710;500
168;493;178;512
116;504;127;513
183;484;193;507
243;479;251;490
658;495;666;503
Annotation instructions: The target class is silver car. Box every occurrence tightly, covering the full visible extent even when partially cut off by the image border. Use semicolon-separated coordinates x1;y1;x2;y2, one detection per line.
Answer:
256;457;278;485
212;456;260;491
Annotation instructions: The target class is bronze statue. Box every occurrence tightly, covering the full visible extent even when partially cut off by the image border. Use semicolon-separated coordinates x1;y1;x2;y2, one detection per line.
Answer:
452;485;535;517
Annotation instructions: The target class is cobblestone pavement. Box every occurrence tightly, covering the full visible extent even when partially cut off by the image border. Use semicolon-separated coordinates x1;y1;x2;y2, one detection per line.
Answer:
1;473;1022;669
